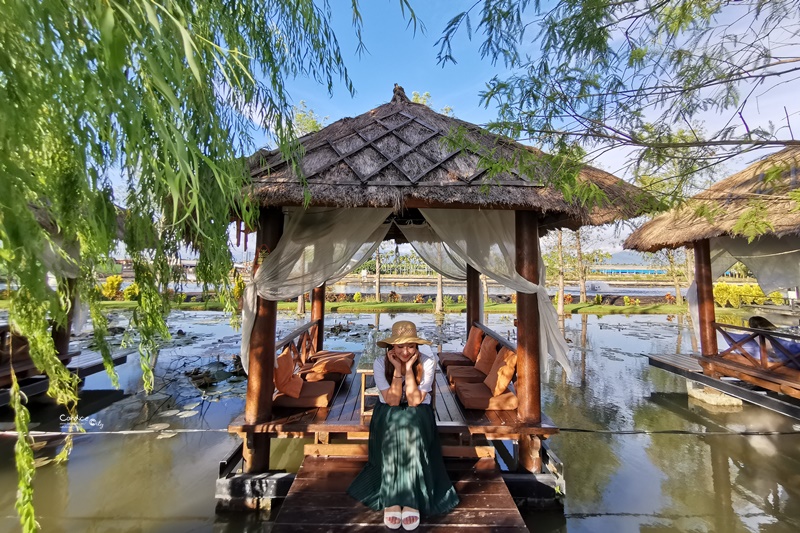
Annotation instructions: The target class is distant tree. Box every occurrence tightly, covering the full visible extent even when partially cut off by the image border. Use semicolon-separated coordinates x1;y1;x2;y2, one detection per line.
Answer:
411;91;454;117
293;101;328;136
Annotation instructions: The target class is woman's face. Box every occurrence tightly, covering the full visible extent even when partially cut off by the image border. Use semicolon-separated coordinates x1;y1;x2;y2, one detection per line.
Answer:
392;343;417;362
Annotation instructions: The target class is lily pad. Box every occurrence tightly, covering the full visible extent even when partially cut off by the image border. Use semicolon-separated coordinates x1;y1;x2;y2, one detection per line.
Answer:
158;409;181;417
213;370;233;381
156;431;178;439
177;410;199;418
183;401;201;410
147;423;170;431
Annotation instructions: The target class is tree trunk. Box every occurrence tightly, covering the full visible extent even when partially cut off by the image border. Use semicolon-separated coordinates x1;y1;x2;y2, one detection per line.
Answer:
481;274;490;304
685;247;695;285
435;273;443;313
576;229;587;303
297;294;305;314
557;230;565;316
374;252;381;303
668;250;684;305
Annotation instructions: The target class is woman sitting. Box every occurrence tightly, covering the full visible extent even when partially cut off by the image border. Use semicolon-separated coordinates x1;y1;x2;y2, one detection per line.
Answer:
347;321;459;530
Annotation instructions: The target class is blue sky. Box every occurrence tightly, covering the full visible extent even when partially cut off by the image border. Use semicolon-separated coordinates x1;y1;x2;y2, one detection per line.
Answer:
253;2;507;148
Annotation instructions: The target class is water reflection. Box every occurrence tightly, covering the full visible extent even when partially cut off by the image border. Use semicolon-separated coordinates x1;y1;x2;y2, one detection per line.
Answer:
1;311;799;532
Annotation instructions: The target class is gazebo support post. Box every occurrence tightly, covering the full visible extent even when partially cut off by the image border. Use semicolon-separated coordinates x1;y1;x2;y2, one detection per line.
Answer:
243;207;283;473
311;284;326;350
52;277;77;358
466;265;481;330
515;210;542;473
694;239;718;363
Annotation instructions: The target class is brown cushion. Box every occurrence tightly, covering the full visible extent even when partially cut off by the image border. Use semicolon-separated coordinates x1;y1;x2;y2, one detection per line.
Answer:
483;347;517;396
473;336;500;375
447;365;488;385
302;371;345;383
274;346;304;398
438;351;473;369
455;382;518;410
301;357;352;375
273;380;335;407
464;327;485;362
309;350;355;362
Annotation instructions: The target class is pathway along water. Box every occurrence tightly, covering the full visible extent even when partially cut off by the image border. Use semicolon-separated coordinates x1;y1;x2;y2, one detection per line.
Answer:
0;310;798;532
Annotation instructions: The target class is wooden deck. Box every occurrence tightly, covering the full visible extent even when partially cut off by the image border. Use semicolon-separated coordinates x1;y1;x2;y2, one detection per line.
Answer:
648;352;800;420
0;350;129;407
271;455;528;532
228;352;559;439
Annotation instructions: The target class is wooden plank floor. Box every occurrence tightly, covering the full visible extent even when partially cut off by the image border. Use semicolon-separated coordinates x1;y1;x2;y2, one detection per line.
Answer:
229;352;558;438
272;455;528;532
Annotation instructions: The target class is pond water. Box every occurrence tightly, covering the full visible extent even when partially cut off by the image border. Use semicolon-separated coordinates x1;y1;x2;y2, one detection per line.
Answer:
1;310;798;532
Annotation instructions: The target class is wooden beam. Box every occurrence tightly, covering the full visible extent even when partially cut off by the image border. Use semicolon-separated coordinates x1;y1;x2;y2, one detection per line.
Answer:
694;239;718;358
244;207;283;473
515;210;542;474
311;284;325;350
466;265;481;332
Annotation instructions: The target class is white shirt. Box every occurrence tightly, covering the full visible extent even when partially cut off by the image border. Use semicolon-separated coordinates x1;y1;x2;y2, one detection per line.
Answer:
373;345;436;405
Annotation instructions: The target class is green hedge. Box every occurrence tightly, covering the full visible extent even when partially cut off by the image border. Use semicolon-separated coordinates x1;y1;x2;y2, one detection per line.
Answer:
712;282;784;308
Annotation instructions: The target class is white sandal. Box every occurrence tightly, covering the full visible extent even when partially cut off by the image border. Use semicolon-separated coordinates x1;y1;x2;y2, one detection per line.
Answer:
383;509;402;530
401;508;420;531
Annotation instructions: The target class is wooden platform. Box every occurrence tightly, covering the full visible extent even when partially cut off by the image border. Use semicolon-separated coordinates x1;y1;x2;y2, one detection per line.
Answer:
228;352;558;439
271;455;528;532
0;350;129;407
648;352;800;420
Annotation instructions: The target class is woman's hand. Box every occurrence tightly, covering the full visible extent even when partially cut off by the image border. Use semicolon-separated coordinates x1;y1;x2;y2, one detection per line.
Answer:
404;349;419;375
387;348;404;374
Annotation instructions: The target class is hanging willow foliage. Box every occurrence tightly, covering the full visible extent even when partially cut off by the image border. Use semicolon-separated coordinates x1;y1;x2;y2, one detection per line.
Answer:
0;1;415;530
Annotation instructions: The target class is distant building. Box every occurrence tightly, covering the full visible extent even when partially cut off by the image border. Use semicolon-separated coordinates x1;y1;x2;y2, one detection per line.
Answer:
590;265;667;275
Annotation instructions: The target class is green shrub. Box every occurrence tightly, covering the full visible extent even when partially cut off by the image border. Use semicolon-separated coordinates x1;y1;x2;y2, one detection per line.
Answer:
623;295;631;306
353;291;362;303
457;295;465;303
712;282;779;308
100;275;124;300
122;282;140;301
594;294;602;305
443;295;454;306
232;272;246;300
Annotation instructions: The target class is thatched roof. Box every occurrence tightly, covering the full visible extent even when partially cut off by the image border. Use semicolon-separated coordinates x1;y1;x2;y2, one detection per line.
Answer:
247;85;648;230
625;147;800;252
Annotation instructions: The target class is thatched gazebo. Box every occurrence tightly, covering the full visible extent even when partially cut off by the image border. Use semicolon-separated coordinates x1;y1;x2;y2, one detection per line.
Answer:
235;85;649;476
625;146;800;398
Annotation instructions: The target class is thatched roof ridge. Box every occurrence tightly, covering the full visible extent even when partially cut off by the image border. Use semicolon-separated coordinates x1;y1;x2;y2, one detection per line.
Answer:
247;86;648;229
624;147;800;252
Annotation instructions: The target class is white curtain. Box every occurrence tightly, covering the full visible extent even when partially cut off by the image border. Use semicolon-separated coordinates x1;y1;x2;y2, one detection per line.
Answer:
396;223;467;280
420;208;572;378
712;235;800;294
240;207;392;373
687;235;800;344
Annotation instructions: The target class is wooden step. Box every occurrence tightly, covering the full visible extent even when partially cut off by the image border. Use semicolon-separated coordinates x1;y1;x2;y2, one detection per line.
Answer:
303;443;496;460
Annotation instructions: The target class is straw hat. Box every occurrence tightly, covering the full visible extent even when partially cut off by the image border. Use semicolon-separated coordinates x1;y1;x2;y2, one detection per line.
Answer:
376;321;432;348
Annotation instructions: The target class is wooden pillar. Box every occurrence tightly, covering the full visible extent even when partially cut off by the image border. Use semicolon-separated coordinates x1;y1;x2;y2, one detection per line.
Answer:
694;239;718;358
515;210;542;473
466;265;481;330
311;283;325;350
243;207;283;473
51;278;77;358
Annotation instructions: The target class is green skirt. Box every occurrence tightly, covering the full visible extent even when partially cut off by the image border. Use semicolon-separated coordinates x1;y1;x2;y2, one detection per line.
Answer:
347;401;459;515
